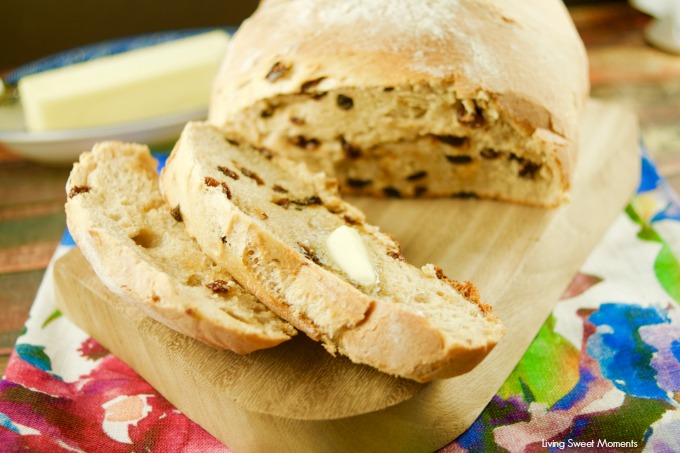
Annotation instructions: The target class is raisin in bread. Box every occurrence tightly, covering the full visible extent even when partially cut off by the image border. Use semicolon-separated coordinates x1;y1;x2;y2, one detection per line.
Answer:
160;122;505;382
208;0;589;207
65;141;296;354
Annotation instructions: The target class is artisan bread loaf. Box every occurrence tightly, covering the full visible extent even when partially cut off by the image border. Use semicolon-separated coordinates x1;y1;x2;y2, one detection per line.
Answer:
65;142;296;353
209;0;589;207
160;122;504;382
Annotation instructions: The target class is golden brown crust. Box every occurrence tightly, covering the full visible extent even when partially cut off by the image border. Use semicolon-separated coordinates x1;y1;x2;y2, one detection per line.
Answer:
432;265;493;315
212;0;588;134
209;0;588;207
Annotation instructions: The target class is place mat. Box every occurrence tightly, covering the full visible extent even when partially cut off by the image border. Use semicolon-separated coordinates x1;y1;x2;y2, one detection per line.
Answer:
1;146;679;452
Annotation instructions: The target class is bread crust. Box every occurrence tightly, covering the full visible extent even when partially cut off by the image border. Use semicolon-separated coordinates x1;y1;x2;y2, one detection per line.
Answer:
160;122;505;382
212;0;587;139
161;134;371;347
209;0;588;207
65;142;296;354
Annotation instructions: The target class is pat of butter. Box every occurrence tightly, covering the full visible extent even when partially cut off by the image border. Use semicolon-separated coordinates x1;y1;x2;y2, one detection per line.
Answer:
326;225;377;287
18;30;229;131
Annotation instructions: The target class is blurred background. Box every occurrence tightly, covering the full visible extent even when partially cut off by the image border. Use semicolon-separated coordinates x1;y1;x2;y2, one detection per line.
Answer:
1;0;259;70
2;0;621;70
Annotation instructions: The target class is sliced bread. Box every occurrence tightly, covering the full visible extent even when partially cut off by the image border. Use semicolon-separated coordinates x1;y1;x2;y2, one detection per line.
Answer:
160;122;505;382
65;141;296;354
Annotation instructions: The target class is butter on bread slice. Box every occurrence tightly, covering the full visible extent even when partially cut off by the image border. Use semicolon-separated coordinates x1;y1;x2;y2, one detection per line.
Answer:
160;122;505;382
65;141;296;353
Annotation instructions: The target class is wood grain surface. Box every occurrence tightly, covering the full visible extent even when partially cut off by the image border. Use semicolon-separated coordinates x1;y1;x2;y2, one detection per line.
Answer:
53;100;639;452
2;1;680;379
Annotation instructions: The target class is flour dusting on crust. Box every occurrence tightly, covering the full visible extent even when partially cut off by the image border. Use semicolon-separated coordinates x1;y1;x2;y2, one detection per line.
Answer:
311;0;457;40
288;0;504;82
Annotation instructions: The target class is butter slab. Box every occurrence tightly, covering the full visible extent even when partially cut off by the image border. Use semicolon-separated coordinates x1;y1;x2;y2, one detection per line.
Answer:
18;30;229;131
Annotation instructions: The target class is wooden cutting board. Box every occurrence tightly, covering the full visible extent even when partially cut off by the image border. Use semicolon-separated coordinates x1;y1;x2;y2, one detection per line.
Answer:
53;99;639;453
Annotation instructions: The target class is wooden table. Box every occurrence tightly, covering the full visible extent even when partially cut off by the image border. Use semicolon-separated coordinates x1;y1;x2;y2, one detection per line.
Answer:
2;3;680;375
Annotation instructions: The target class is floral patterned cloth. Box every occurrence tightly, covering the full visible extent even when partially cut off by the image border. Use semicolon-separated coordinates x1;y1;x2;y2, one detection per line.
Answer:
1;148;679;452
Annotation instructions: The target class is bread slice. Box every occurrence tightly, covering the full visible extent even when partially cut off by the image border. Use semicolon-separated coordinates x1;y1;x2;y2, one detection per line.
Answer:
208;0;588;207
160;122;505;382
65;141;296;354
